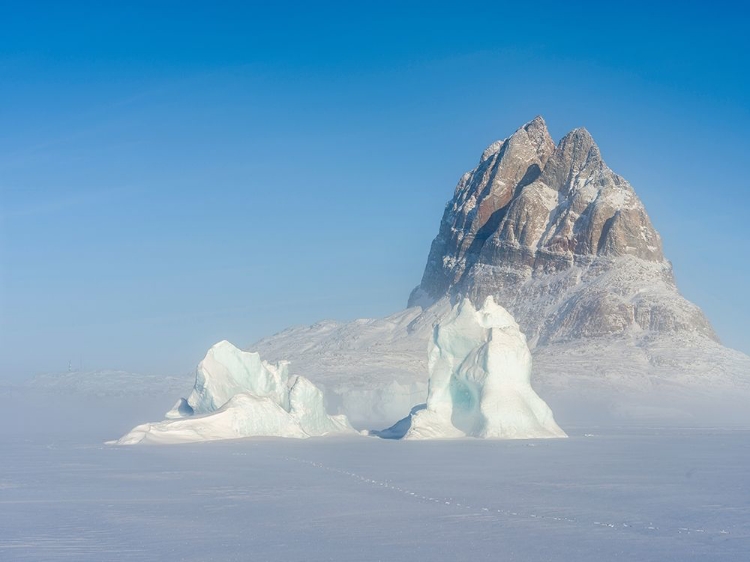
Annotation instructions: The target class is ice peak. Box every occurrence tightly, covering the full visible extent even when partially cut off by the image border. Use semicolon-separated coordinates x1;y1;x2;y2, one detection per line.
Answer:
209;339;237;352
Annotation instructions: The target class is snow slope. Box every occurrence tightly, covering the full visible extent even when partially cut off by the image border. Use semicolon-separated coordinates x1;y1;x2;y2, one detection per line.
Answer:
251;306;442;427
253;309;750;429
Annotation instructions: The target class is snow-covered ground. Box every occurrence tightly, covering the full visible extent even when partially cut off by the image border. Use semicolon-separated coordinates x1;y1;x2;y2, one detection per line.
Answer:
1;392;748;561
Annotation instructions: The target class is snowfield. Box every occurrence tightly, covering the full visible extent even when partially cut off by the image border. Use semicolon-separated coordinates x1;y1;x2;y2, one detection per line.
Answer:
0;391;748;562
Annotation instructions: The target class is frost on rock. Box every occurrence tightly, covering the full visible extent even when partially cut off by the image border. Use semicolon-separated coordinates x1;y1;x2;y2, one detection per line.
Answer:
113;341;354;445
378;297;566;440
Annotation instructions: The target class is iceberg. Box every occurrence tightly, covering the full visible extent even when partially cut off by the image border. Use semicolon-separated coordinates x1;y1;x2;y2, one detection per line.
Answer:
376;297;566;439
113;341;354;444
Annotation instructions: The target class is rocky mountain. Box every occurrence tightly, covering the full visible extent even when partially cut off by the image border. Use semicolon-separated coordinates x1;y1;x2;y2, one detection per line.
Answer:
409;116;714;347
252;117;750;428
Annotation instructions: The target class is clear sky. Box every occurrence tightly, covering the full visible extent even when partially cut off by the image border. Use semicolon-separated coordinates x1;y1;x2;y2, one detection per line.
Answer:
1;1;748;380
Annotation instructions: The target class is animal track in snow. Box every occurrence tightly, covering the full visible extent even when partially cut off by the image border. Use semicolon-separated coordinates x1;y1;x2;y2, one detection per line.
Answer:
282;455;730;540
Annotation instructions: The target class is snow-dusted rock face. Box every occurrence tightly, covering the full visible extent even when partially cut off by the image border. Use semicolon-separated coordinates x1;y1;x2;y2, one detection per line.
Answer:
113;341;354;445
409;116;716;346
379;297;565;439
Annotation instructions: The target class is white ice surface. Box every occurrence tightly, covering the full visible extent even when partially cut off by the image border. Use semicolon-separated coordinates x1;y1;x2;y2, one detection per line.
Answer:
0;392;748;562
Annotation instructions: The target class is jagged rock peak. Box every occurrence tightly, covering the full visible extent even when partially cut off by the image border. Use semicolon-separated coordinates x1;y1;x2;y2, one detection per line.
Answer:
479;115;551;163
414;117;663;298
409;117;716;345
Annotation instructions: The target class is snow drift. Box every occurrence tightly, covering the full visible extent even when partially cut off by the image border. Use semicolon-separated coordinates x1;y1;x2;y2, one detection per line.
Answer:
377;297;566;439
113;341;354;444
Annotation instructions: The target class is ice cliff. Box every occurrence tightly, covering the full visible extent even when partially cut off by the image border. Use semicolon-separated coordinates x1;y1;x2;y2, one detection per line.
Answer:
113;341;354;444
376;297;566;439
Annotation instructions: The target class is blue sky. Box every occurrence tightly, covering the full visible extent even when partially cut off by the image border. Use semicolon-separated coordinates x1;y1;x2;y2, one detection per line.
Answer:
1;1;748;379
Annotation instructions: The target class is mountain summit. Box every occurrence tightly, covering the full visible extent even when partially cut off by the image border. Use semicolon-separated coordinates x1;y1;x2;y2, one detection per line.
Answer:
409;116;715;347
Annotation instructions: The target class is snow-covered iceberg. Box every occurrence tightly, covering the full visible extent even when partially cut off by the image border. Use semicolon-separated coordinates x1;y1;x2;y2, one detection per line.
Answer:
376;297;566;439
113;341;355;444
